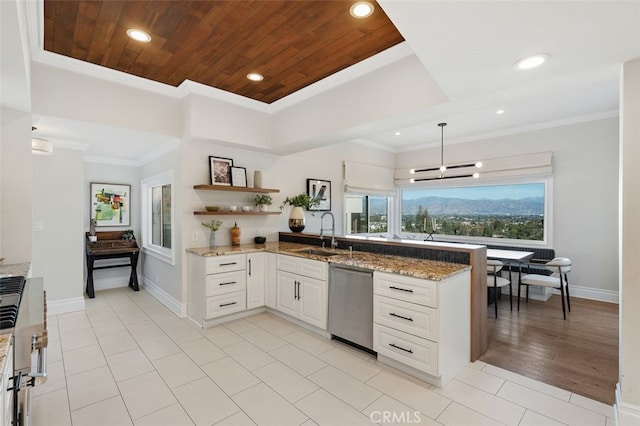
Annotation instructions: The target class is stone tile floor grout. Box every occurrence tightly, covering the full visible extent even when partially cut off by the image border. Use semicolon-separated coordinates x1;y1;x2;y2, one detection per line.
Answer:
31;287;615;426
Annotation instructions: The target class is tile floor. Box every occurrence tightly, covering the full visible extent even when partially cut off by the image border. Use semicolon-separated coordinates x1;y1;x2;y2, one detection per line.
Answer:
32;287;616;426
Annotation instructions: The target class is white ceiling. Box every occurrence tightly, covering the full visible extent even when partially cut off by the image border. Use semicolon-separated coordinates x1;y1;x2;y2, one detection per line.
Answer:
12;1;640;160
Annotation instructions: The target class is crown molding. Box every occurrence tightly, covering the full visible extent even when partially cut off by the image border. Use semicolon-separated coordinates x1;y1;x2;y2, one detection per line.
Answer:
395;109;619;153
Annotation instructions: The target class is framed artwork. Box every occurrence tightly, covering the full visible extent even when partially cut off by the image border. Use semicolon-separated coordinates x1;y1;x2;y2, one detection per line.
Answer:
307;178;331;211
231;166;247;187
90;182;131;227
209;156;233;186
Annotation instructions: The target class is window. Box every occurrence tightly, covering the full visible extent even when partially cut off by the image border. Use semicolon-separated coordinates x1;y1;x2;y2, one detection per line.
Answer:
142;170;175;264
400;181;550;245
345;194;389;235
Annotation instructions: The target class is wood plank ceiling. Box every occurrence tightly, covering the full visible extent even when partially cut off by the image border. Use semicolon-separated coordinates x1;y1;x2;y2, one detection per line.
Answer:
43;0;405;104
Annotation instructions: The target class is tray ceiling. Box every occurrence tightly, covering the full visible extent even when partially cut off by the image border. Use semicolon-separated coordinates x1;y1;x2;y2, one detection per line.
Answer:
43;0;404;104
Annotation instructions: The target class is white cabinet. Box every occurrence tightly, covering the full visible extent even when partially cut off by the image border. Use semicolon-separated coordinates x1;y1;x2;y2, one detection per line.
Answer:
188;253;248;326
276;254;328;330
247;252;266;309
373;270;470;387
264;252;277;308
0;338;14;426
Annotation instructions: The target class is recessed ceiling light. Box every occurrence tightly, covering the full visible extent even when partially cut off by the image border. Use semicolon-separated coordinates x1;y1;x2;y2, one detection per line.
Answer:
350;2;374;18
127;29;151;43
247;73;264;82
496;109;505;115
514;54;548;70
395;131;402;136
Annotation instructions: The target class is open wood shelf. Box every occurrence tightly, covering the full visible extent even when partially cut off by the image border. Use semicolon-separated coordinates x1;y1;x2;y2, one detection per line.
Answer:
193;185;279;193
194;211;281;216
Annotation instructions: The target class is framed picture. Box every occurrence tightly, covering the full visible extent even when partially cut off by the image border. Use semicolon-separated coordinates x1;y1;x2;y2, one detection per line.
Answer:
90;182;131;227
307;178;331;211
231;166;247;187
209;156;233;186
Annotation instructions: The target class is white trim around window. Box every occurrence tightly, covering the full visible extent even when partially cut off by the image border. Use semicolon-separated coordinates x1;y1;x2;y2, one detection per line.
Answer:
141;169;175;265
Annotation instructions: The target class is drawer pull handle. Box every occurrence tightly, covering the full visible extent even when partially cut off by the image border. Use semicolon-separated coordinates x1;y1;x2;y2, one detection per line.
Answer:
389;286;413;293
389;312;413;322
219;262;237;266
219;281;237;286
389;343;413;354
220;302;237;307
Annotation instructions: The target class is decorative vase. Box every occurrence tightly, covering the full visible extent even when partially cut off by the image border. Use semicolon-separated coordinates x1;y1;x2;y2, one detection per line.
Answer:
288;206;306;232
230;222;241;246
209;231;217;248
259;204;268;212
253;170;263;188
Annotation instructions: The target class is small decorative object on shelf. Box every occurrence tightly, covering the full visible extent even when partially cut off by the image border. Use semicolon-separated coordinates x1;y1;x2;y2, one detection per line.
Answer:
254;170;263;188
280;193;320;232
122;230;135;240
254;194;273;212
202;220;223;248
230;222;241;245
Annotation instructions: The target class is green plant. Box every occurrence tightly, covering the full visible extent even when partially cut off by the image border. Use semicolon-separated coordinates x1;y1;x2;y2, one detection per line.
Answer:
202;220;223;231
254;194;273;206
280;193;320;210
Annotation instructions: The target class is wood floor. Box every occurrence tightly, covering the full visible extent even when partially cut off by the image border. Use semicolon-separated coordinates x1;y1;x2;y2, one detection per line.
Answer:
480;293;619;405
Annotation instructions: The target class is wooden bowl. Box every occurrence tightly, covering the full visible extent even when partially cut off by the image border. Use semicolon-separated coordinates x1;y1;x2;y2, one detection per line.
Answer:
205;206;220;212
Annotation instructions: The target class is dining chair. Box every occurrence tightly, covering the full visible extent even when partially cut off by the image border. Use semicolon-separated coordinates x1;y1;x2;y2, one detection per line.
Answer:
518;257;572;319
487;259;511;318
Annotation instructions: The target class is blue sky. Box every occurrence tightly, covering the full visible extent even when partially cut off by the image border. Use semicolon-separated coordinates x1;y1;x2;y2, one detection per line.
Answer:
402;183;545;200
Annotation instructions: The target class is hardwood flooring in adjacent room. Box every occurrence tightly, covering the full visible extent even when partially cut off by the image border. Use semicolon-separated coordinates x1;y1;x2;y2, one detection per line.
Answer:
480;294;619;405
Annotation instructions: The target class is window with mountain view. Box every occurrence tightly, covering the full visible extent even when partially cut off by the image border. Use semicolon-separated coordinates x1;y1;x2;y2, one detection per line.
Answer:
345;195;388;234
401;183;546;242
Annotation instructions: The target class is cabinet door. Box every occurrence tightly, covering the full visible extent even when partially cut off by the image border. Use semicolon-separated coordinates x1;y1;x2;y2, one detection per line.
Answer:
276;270;298;318
298;276;328;330
264;252;277;308
247;253;265;309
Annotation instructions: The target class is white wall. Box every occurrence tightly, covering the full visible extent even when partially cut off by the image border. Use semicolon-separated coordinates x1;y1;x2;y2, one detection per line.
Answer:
32;148;84;311
0;111;32;263
31;63;182;139
84;161;140;291
396;118;619;296
139;146;183;306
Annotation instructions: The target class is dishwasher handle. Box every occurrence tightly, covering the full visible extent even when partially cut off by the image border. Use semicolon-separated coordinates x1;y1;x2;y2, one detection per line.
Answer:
330;265;373;277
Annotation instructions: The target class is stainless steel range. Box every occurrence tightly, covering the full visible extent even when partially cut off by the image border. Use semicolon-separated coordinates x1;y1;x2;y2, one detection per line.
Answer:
0;276;47;426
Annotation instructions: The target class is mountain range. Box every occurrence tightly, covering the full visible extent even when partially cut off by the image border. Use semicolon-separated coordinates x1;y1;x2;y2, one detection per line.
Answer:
371;196;544;216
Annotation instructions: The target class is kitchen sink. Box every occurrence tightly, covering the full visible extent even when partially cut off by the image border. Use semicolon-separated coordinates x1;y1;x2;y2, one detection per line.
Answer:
293;248;341;257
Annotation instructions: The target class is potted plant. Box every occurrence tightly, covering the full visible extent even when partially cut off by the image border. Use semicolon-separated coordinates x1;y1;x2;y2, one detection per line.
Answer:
202;220;223;248
280;193;320;232
254;194;273;212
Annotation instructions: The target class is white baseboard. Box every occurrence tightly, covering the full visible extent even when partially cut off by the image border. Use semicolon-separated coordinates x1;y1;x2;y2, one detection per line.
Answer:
141;277;186;317
550;285;619;304
616;383;640;425
47;297;86;315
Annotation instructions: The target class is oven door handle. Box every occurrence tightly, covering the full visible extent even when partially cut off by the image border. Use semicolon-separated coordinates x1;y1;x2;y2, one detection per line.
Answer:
29;334;48;384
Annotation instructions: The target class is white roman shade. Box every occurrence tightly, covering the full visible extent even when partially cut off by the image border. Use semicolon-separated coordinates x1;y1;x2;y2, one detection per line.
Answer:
343;160;396;196
395;151;553;185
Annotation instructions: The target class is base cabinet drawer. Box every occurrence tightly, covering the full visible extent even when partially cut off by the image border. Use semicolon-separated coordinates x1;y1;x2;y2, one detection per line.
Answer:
206;291;247;319
374;323;438;376
374;271;438;308
206;254;246;274
374;296;438;341
206;270;247;296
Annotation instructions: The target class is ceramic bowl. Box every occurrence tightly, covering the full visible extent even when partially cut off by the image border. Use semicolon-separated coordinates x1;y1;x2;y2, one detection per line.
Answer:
254;236;266;244
205;206;220;212
229;205;237;212
241;206;252;212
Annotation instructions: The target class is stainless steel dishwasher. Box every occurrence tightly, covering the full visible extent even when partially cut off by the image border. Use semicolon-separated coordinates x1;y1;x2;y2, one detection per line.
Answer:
328;263;375;352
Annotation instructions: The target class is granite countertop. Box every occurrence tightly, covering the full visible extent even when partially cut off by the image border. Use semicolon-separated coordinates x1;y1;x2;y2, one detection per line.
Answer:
186;242;469;281
0;262;31;278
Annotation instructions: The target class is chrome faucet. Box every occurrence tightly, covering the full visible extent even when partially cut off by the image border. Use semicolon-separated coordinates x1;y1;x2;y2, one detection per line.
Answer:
320;212;338;249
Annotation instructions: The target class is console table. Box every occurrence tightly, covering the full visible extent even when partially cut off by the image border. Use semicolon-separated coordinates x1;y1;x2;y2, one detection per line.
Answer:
85;231;140;298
